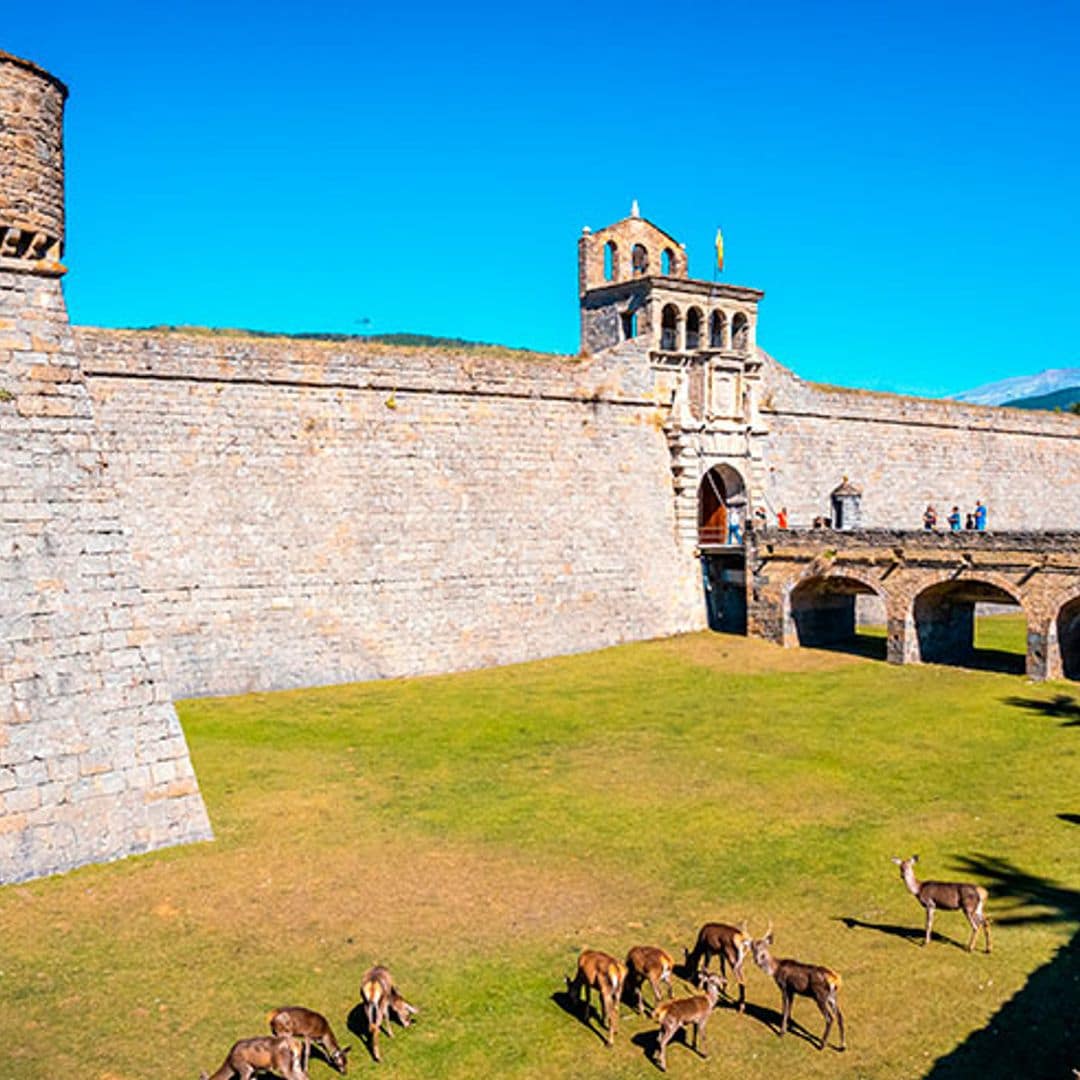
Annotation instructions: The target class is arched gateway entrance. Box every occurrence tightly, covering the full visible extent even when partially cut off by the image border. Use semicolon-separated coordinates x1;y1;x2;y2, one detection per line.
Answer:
698;465;748;633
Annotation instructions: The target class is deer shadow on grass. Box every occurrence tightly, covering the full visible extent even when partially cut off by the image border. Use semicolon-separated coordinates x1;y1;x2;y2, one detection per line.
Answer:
923;853;1079;1078
833;915;968;950
347;1002;410;1064
1002;692;1080;726
550;988;614;1047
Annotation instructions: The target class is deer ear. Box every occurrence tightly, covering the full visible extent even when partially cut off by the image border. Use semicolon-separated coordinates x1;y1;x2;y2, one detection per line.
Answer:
912;854;919;863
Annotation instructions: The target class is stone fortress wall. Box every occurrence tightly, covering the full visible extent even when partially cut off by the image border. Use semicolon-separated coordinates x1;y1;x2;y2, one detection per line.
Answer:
75;329;704;698
758;354;1080;530
3;48;1079;883
0;52;211;885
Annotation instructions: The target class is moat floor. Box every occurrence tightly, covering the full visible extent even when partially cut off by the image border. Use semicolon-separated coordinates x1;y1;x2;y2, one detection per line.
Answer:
2;620;1076;1079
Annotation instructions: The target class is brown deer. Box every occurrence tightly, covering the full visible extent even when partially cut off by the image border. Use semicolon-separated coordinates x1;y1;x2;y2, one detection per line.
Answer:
200;1035;308;1080
565;949;625;1044
683;920;751;1012
749;923;846;1051
359;965;418;1063
625;945;675;1015
891;855;992;952
268;1006;350;1074
652;971;724;1072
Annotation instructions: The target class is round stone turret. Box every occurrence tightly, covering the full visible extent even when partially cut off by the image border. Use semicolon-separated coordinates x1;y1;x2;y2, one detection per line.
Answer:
0;50;68;273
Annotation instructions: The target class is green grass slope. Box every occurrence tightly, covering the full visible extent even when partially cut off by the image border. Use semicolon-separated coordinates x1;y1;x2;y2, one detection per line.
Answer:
0;621;1076;1079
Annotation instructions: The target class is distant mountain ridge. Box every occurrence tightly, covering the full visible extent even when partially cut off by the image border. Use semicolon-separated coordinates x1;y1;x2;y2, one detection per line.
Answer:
1003;385;1080;411
951;367;1080;406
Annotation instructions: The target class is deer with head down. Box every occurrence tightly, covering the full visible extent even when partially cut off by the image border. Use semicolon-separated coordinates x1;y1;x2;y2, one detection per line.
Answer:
683;920;751;1013
565;949;625;1044
891;855;992;952
652;971;724;1072
360;965;418;1063
268;1006;350;1074
200;1034;308;1080
624;945;675;1015
749;922;845;1051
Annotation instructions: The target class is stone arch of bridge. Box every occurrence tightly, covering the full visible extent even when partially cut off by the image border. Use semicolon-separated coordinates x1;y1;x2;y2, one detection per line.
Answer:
1054;592;1080;681
909;574;1026;674
785;571;887;655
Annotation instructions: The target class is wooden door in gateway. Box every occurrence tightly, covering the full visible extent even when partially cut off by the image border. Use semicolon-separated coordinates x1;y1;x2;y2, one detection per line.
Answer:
698;479;727;545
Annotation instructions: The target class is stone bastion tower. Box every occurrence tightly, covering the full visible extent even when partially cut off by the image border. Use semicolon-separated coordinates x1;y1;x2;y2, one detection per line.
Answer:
579;205;766;632
0;52;211;884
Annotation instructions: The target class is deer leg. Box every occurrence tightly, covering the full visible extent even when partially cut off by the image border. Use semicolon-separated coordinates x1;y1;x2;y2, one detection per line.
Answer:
718;951;729;991
649;974;663;1013
924;902;936;946
302;1035;311;1073
834;1001;846;1051
779;990;792;1036
656;1023;675;1072
818;996;833;1051
698;1015;710;1058
983;914;993;954
735;975;746;1014
607;988;618;1042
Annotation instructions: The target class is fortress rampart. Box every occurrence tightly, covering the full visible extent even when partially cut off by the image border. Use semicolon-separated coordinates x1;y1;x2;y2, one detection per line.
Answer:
2;50;1079;883
74;329;703;697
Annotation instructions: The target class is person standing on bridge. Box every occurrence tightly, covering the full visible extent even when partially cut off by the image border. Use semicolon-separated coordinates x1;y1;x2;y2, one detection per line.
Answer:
947;506;961;531
974;501;987;531
923;505;938;530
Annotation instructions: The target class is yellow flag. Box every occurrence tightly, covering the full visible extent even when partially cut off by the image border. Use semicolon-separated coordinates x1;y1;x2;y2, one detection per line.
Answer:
715;227;724;273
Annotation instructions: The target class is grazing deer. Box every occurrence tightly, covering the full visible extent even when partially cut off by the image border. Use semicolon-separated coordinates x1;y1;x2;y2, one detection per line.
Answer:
360;965;418;1063
268;1006;350;1074
891;855;992;953
625;945;675;1015
200;1035;308;1080
749;923;846;1051
652;971;724;1072
565;949;625;1044
683;921;751;1012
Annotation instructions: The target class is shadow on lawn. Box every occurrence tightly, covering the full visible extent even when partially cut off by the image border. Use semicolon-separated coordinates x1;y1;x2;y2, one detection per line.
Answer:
550;988;614;1047
923;853;1079;1079
1002;693;1080;726
833;915;967;950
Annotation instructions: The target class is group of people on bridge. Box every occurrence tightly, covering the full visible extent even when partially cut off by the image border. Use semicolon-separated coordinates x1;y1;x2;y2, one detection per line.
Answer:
923;501;988;532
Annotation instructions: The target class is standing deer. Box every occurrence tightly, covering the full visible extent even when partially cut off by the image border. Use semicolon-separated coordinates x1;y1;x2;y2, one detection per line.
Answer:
200;1035;308;1080
625;945;675;1015
890;855;992;952
565;949;625;1044
360;965;418;1063
652;971;724;1072
683;921;751;1012
268;1006;350;1074
749;923;846;1051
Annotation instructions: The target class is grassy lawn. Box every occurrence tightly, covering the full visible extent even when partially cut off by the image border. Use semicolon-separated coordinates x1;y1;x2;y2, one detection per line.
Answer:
1;619;1077;1078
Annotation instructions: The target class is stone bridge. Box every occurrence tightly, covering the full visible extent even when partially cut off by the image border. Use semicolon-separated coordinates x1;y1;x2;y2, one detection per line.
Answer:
745;530;1080;681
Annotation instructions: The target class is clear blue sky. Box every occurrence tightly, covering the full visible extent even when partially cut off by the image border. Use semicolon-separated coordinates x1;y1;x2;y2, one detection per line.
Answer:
6;1;1079;396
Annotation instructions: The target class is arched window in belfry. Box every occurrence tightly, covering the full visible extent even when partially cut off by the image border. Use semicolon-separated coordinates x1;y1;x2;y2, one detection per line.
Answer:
685;307;703;350
603;241;618;282
710;310;727;348
660;304;679;351
631;243;649;275
732;312;749;352
661;247;674;275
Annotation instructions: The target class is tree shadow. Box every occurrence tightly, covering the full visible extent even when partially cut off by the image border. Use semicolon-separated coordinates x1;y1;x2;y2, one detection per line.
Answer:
550;989;611;1046
1057;813;1080;826
1002;693;1080;726
833;915;965;949
924;854;1079;1078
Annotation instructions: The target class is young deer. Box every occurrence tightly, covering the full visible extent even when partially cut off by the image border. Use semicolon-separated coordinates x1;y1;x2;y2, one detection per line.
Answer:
749;923;846;1051
359;965;418;1063
200;1035;308;1080
268;1006;350;1074
652;971;724;1072
891;855;992;953
624;945;675;1015
683;921;751;1012
565;949;625;1044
